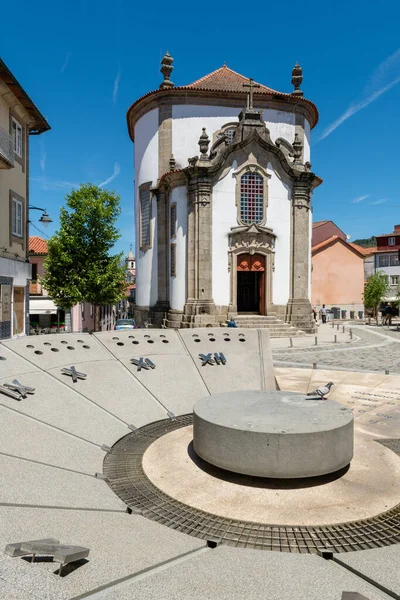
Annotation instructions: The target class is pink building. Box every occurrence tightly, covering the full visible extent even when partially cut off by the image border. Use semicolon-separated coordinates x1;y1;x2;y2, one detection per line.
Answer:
29;236;115;332
311;223;365;320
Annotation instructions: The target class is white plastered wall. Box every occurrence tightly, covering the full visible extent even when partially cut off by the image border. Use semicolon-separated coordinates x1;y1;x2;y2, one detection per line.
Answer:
304;118;311;163
134;109;159;307
212;163;292;307
169;186;187;311
172;105;297;168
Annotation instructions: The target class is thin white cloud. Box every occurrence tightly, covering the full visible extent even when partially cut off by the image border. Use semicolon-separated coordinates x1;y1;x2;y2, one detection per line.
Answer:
320;49;400;140
99;162;121;188
32;176;77;191
61;52;71;74
351;194;369;204
112;69;121;105
369;199;388;205
39;140;46;173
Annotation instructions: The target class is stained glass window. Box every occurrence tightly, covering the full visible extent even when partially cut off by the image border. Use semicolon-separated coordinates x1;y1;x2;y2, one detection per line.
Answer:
240;172;264;224
140;187;151;247
170;243;176;276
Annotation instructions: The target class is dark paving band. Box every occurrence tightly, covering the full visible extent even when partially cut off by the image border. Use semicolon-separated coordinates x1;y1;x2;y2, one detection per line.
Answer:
103;415;400;553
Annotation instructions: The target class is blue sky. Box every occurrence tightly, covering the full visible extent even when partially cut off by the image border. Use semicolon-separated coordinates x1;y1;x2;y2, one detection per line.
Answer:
1;0;400;254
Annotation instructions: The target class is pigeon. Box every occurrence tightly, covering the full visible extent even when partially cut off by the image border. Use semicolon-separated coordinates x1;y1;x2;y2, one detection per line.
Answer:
306;382;334;400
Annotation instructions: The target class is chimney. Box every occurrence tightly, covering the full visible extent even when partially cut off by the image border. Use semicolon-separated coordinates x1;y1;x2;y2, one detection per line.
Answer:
394;224;400;233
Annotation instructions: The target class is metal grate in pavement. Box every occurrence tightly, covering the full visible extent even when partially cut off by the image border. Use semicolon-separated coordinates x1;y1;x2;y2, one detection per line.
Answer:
103;415;400;553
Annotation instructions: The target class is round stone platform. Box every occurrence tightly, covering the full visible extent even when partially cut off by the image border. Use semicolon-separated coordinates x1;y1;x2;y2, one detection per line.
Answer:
193;390;354;478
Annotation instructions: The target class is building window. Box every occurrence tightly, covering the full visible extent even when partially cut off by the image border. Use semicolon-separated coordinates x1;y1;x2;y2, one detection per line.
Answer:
170;243;176;277
390;275;399;286
12;198;23;237
170;203;177;238
139;183;151;250
388;237;396;246
240;172;264;224
81;303;85;320
12;118;23;158
216;123;238;146
31;263;38;282
90;304;93;317
390;254;399;266
378;255;389;267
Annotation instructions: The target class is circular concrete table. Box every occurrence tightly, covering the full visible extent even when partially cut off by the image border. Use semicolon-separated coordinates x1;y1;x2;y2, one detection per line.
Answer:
193;390;354;478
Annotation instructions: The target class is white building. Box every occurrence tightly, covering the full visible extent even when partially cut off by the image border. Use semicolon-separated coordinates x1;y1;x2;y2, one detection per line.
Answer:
373;224;400;301
127;56;321;331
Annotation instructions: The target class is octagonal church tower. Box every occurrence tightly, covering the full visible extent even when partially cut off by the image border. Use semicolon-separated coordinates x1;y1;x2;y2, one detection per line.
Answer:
127;55;321;331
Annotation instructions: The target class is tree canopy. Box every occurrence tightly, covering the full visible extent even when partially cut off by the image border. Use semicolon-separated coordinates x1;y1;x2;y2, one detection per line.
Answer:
363;271;389;323
41;184;127;319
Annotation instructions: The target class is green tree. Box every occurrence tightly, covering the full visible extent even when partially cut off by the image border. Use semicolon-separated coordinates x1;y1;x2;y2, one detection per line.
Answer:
41;184;127;331
363;271;389;325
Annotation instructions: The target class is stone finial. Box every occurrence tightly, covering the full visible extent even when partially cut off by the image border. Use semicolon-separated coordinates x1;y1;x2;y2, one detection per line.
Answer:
291;62;303;96
169;154;176;171
292;133;303;164
160;52;174;89
198;128;210;159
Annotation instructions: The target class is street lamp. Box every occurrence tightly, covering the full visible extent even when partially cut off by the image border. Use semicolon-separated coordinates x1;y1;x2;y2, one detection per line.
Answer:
29;206;53;227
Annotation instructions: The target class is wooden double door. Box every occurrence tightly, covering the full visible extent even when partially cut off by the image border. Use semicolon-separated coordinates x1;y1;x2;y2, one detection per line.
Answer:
237;254;265;314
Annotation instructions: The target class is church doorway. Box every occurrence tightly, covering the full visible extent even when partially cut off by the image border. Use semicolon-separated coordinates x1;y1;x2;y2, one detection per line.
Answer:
237;254;265;314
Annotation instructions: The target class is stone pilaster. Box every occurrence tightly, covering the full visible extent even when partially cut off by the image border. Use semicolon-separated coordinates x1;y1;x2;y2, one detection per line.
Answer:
287;174;315;333
181;170;216;326
158;103;172;178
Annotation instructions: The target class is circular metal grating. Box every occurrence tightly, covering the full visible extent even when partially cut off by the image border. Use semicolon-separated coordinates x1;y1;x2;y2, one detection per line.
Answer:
103;415;400;553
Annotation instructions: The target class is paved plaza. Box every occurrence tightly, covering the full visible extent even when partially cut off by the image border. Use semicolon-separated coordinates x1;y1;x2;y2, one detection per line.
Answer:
272;323;400;373
0;328;398;599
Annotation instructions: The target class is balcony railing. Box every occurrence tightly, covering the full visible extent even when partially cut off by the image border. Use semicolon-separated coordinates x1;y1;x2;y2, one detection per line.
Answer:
29;281;43;295
0;126;14;168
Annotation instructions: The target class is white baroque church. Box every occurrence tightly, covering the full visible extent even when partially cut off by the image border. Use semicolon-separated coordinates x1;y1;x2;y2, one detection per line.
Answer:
127;55;321;331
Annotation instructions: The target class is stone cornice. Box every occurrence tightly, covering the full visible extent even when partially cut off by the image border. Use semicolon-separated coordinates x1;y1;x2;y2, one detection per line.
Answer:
126;88;319;142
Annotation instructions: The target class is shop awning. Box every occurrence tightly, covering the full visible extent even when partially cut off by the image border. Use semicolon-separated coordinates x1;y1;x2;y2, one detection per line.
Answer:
29;298;57;315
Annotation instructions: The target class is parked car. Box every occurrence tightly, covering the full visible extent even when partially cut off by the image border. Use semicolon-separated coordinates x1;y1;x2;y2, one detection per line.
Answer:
114;318;137;330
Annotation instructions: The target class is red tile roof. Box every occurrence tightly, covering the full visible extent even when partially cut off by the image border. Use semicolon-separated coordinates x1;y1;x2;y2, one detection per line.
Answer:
312;235;365;257
29;236;48;254
127;64;319;141
187;65;277;94
349;243;377;256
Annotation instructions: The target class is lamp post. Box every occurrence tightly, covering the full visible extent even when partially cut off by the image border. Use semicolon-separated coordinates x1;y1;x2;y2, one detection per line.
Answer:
29;206;53;227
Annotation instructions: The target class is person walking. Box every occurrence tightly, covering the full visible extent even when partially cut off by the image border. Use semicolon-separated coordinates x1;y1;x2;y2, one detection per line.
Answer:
386;303;393;327
321;304;327;324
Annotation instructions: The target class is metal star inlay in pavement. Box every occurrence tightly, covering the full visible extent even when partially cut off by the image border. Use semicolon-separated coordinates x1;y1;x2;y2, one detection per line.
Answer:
61;366;87;383
3;379;35;398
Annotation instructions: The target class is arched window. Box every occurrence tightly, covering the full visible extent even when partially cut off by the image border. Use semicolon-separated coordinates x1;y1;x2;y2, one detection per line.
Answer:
215;123;237;145
240;172;264;224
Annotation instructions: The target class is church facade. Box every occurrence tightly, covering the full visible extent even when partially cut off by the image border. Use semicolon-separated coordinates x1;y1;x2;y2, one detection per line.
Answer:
127;56;321;331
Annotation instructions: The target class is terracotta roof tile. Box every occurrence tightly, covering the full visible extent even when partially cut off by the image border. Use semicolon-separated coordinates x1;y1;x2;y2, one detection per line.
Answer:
312;235;365;257
349;243;377;256
187;65;277;94
29;236;48;254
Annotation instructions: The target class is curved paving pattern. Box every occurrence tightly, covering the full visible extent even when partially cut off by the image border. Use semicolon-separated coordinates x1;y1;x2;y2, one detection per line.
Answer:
104;415;400;554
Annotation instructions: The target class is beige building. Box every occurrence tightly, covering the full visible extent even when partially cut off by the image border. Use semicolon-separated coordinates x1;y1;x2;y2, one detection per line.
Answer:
0;58;50;339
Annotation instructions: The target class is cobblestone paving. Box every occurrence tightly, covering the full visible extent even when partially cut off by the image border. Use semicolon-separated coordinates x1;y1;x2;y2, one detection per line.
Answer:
273;327;400;373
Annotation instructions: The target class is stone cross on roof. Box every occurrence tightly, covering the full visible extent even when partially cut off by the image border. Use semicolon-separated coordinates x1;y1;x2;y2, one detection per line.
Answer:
242;78;261;110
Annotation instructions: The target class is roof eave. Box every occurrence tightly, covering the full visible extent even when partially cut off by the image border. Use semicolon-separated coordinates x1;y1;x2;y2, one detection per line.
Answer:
126;87;319;142
0;59;51;134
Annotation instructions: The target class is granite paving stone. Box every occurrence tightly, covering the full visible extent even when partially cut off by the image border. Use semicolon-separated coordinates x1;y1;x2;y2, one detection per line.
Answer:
0;454;125;510
0;407;105;474
104;546;388;600
0;507;205;600
334;546;400;598
0;371;129;447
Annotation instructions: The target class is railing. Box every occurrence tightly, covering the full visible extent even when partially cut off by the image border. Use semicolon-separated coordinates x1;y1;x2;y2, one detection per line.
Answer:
29;281;43;295
0;126;14;166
